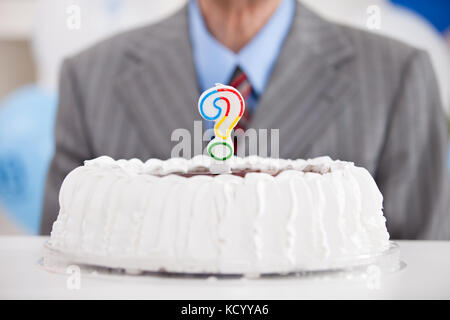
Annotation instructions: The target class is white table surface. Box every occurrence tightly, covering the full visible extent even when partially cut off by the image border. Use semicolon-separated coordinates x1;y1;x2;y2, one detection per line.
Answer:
1;236;449;299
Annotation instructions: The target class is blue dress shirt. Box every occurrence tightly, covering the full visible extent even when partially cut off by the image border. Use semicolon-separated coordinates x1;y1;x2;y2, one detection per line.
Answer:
188;0;295;116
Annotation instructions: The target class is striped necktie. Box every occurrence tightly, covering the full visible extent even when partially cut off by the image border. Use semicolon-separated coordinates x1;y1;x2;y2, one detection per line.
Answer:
228;67;253;154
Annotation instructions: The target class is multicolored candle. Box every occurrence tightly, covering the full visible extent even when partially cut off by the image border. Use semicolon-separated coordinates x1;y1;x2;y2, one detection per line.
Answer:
198;83;245;161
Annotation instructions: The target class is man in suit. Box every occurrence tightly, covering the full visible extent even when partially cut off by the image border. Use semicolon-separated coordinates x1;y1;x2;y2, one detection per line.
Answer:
41;0;449;239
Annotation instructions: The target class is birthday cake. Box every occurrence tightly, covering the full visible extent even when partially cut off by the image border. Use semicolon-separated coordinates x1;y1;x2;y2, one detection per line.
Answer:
48;155;390;274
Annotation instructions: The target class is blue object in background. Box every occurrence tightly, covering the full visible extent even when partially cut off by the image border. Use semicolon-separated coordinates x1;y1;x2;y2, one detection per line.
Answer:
0;86;57;234
448;145;450;172
104;0;123;16
391;0;450;34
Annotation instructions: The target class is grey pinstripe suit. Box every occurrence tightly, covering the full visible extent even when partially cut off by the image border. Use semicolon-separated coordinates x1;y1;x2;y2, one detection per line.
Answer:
41;3;450;239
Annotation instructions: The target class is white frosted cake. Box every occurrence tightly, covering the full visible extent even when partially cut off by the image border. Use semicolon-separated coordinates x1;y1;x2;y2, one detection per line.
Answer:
49;155;390;274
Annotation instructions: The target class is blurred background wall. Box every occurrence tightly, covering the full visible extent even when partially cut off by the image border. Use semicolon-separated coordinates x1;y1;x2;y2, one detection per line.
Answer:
0;0;449;235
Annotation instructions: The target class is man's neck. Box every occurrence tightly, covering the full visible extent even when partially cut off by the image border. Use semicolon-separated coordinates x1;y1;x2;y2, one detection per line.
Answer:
197;0;282;53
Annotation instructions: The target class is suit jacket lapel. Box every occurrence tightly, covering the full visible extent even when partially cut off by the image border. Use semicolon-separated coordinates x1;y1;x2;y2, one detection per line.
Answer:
113;6;200;157
253;3;356;158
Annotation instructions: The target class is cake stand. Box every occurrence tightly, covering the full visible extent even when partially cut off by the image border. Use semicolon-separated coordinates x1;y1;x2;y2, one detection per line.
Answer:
41;241;403;280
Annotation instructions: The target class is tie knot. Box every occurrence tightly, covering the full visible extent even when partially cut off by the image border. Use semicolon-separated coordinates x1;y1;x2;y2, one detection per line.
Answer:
228;67;252;101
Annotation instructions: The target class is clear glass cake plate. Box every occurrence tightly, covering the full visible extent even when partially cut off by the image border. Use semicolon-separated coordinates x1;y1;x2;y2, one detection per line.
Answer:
41;241;403;279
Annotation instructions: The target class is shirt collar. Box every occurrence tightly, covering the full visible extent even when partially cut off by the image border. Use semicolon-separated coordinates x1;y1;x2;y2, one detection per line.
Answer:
189;0;295;95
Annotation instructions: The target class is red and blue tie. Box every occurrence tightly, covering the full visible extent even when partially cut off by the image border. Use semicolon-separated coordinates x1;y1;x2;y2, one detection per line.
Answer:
228;67;253;154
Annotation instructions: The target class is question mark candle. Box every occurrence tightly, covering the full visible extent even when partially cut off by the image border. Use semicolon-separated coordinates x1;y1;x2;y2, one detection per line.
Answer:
198;83;245;162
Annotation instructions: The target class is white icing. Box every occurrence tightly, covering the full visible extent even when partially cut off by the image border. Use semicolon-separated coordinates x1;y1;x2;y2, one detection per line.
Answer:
286;179;298;266
50;155;390;274
82;155;341;176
